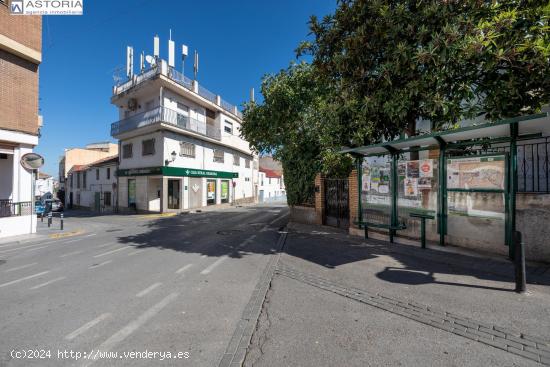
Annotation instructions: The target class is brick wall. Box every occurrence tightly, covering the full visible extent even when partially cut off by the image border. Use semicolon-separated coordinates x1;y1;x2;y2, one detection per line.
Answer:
0;3;42;52
348;169;359;229
0;48;39;135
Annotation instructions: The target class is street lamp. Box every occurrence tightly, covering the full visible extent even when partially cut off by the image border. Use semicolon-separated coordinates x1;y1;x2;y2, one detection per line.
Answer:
165;151;177;166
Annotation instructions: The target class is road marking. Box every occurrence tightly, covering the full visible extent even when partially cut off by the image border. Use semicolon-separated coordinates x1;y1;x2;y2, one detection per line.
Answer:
200;256;227;275
89;260;112;269
127;249;145;256
65;313;111;341
136;282;162;297
4;262;37;273
30;276;66;290
83;293;178;366
25;245;49;252
175;264;193;274
60;250;83;258
98;242;116;248
63;239;81;244
200;254;207;258
49;230;84;239
269;212;289;225
0;271;50;288
93;247;130;258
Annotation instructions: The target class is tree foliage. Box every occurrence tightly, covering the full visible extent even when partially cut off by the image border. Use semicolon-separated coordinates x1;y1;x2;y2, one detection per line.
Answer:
242;0;550;205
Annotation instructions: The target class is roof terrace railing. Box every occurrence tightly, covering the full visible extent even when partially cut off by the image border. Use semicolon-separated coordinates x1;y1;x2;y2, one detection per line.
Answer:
111;106;221;140
112;61;242;119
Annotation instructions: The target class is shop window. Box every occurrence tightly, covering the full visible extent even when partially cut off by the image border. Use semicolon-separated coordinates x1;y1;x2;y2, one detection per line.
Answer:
142;139;155;156
122;143;133;159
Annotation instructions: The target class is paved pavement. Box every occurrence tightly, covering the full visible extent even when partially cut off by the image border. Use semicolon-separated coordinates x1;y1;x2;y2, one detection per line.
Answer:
0;205;289;367
244;222;550;366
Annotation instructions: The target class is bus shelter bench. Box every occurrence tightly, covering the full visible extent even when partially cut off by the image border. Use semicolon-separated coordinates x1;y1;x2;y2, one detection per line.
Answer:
409;212;435;249
354;220;407;243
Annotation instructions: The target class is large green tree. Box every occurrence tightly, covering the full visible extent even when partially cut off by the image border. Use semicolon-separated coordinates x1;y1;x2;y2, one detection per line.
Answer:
299;0;550;146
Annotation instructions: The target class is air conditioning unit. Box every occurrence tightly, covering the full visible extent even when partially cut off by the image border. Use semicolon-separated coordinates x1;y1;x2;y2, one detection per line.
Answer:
128;98;138;111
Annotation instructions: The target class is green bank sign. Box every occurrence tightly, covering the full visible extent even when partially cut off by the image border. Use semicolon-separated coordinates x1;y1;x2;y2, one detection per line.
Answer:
117;166;238;179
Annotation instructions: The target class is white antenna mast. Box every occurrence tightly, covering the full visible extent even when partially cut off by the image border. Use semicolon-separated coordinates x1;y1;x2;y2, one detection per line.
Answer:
250;88;255;103
126;46;134;78
140;51;145;72
181;44;188;75
193;50;199;80
153;35;160;60
168;29;175;68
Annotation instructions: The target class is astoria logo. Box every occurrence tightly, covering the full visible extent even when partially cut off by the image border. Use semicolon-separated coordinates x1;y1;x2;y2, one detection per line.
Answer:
10;0;83;15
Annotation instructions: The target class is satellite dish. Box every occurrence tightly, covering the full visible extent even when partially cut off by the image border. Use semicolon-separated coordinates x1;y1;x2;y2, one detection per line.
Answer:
145;55;156;66
20;153;44;170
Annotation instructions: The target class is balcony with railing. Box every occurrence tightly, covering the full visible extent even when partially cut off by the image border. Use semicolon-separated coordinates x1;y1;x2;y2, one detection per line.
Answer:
112;60;243;119
111;106;221;140
0;200;33;218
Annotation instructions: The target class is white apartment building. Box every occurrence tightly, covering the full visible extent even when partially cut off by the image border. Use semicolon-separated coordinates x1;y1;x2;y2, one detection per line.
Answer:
111;37;258;213
66;156;117;212
258;168;286;203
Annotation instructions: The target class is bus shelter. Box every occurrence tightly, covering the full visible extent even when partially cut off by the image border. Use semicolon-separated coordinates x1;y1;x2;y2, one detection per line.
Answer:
342;113;549;258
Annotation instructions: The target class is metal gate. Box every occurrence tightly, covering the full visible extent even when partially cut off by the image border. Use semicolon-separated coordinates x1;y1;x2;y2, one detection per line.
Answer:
324;178;349;228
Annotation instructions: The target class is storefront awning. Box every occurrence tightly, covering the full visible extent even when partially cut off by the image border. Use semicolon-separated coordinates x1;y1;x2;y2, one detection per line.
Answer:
341;113;549;156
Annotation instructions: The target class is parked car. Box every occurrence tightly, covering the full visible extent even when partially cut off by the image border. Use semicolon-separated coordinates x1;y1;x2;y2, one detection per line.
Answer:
44;199;63;213
35;201;45;216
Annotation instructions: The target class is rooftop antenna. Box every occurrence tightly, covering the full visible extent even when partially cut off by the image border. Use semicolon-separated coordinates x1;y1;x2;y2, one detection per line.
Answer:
250;87;255;103
126;46;134;78
112;65;124;85
140;51;145;72
181;44;188;76
168;29;175;68
193;50;199;80
153;34;160;60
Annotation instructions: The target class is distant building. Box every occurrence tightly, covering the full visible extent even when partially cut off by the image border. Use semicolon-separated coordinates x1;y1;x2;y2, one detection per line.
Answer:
58;142;118;192
0;5;42;237
35;172;55;200
66;155;117;212
258;157;285;203
110;35;258;212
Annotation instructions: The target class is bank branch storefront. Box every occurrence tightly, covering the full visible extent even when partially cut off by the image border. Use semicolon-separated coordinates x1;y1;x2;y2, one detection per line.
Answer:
343;113;550;262
117;166;238;213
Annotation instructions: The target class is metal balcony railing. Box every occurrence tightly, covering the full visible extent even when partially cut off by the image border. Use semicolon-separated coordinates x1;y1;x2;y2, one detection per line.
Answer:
112;61;243;119
111;106;221;140
0;200;33;217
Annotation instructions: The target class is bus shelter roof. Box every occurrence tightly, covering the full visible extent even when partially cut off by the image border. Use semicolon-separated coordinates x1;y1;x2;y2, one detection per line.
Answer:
341;113;549;156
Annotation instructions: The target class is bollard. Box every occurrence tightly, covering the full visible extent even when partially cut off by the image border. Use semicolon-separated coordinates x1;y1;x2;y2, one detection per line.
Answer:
41;213;44;223
60;213;64;231
514;231;526;293
47;212;52;227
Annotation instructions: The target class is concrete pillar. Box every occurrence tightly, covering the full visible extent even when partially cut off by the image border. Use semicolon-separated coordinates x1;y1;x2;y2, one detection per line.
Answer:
216;95;221;106
192;80;199;94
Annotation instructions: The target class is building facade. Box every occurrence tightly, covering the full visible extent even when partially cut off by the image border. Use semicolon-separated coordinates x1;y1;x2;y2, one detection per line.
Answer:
35;172;55;200
111;43;258;213
0;2;42;237
258;168;285;203
66;156;117;212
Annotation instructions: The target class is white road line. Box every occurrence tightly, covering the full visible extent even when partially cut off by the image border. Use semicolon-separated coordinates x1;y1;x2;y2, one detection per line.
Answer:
200;256;227;275
89;260;112;269
25;245;49;252
97;242;116;248
60;250;83;258
93;247;130;258
175;264;193;274
0;271;50;288
29;276;66;290
65;313;111;341
135;282;162;297
269;212;289;225
127;249;144;256
82;293;178;366
4;262;37;273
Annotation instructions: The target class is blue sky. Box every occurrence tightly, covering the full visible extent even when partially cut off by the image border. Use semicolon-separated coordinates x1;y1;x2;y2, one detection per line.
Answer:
36;0;335;175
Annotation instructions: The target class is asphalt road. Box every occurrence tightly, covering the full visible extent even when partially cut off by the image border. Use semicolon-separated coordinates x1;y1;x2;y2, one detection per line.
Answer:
0;204;289;367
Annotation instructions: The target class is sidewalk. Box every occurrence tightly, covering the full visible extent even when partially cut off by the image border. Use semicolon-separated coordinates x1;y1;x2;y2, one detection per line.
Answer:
244;222;550;366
